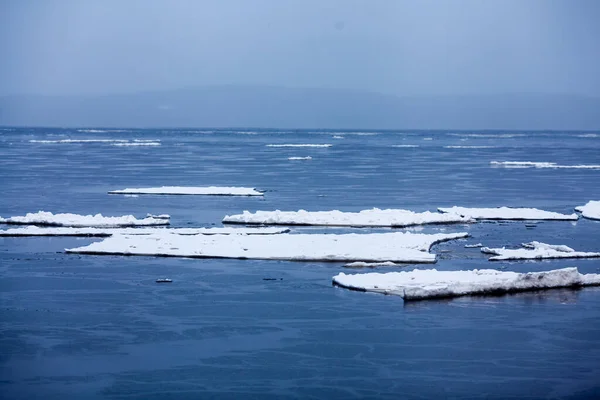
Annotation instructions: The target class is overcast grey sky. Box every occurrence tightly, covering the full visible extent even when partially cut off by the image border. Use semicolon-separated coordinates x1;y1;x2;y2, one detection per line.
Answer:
1;0;599;97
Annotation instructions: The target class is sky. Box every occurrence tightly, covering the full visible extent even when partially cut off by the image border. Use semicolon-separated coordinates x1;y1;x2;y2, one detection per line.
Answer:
1;0;599;97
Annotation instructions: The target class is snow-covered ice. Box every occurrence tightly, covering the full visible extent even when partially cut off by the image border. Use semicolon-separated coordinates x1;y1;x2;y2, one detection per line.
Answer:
332;135;344;139
288;156;312;160
481;241;600;261
146;213;171;219
66;231;469;263
109;186;264;196
343;261;400;268
491;161;600;169
464;243;483;248
445;146;495;149
112;142;161;146
575;201;600;220
438;206;578;220
0;226;289;237
266;144;332;148
223;208;473;227
0;211;169;227
30;139;129;144
393;145;419;148
332;267;600;300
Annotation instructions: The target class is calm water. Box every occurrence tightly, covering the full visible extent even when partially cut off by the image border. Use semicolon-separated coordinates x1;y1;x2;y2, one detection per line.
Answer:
1;128;600;399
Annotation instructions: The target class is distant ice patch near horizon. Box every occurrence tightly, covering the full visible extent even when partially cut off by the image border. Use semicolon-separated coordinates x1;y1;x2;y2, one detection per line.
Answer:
392;145;419;148
575;201;600;220
266;144;332;148
481;241;600;261
65;231;469;263
332;267;600;301
109;186;264;196
445;145;495;149
450;133;526;138
223;208;473;227
0;211;169;228
0;226;289;237
439;206;578;220
112;142;161;147
491;161;600;169
30;139;129;144
288;156;312;160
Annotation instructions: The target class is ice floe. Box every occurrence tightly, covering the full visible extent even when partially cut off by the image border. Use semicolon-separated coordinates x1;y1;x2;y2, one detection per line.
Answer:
575;201;600;220
332;135;344;139
0;211;169;227
288;156;312;160
450;133;526;138
108;186;264;196
464;243;483;248
481;241;600;261
146;213;171;219
223;208;473;227
491;161;600;169
65;231;469;263
393;145;419;148
445;146;495;149
332;267;600;301
112;142;161;146
438;206;578;221
0;226;289;237
343;261;400;268
29;139;129;144
266;144;332;148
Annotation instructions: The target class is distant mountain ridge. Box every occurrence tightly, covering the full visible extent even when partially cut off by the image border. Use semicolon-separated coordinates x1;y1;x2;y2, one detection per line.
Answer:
1;85;598;130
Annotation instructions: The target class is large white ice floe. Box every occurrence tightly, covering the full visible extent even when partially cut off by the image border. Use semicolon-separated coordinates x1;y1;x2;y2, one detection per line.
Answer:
332;267;600;301
0;226;289;237
65;231;469;263
481;241;600;261
438;206;578;221
108;186;264;196
0;211;169;227
222;208;473;227
575;201;600;220
491;161;600;169
266;144;332;148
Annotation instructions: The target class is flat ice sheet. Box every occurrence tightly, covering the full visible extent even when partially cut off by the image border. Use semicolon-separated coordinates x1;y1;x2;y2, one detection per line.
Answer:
288;156;312;160
438;206;578;220
223;208;472;227
0;211;169;227
29;139;129;144
481;241;600;261
266;144;332;148
66;231;469;263
0;226;289;237
333;267;600;300
491;161;600;169
112;142;161;146
575;201;600;220
108;186;264;196
343;261;400;268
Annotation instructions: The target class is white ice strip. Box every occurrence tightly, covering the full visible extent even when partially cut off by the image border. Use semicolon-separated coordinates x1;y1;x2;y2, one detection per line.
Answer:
575;201;600;220
0;211;169;227
65;231;469;263
343;261;400;268
445;146;495;149
108;186;264;196
464;243;483;248
0;226;289;237
223;208;473;227
332;135;344;139
481;241;600;261
491;161;600;169
438;206;578;221
146;213;171;219
288;156;312;160
112;142;161;146
29;139;129;144
393;145;419;148
332;267;600;301
266;144;332;148
133;139;161;142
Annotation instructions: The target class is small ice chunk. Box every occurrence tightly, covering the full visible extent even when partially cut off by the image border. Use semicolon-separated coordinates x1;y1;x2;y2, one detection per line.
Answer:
575;201;600;220
223;208;473;227
392;145;419;148
491;161;600;169
332;267;600;300
0;211;169;227
112;142;161;146
481;241;600;261
439;206;578;221
109;186;264;196
66;231;469;263
146;213;171;219
464;243;483;248
343;261;400;268
266;144;332;148
288;156;312;160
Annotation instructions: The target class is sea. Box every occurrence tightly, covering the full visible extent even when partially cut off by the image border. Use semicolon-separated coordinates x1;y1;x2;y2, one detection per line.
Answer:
1;127;600;399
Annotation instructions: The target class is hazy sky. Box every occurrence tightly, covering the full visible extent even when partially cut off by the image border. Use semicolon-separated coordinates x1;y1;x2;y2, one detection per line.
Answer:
1;0;599;97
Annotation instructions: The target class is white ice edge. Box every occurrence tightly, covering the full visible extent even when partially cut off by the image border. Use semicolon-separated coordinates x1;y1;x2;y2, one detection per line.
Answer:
223;208;473;227
0;211;169;227
343;261;401;268
445;146;495;149
575;201;600;220
333;267;600;300
108;186;264;196
0;226;289;237
481;241;600;261
30;139;130;143
65;231;469;263
438;206;578;220
112;142;161;147
491;161;600;169
266;144;332;148
392;145;419;148
464;243;483;248
288;156;312;160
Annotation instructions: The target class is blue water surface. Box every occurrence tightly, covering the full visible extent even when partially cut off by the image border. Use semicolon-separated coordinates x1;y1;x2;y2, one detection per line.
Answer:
1;127;600;399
